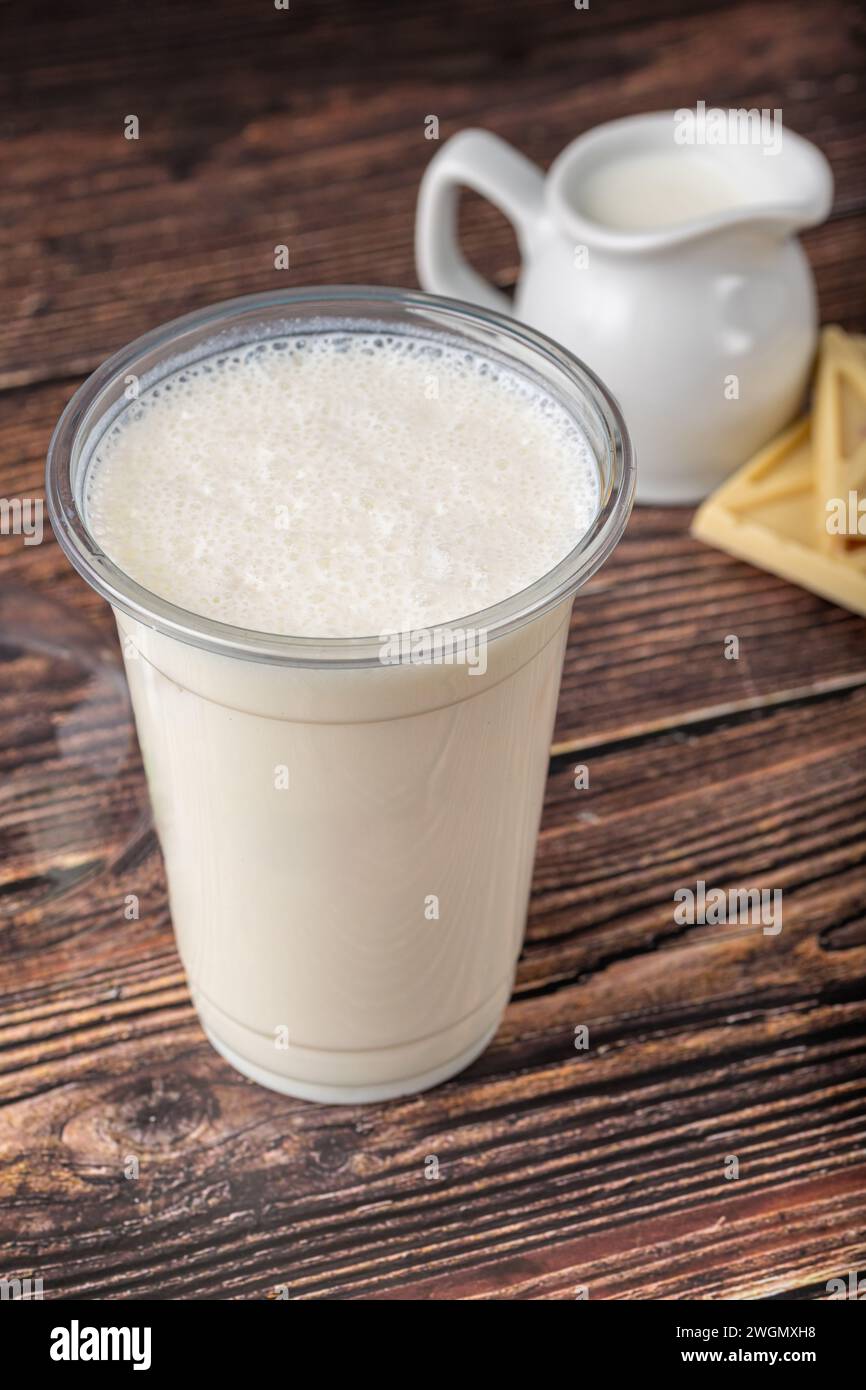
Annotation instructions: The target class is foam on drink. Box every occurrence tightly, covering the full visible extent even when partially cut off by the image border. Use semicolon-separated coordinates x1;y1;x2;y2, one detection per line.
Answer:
85;331;599;637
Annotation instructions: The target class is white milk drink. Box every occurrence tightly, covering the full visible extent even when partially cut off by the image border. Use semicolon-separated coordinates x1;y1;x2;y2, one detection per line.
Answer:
578;150;757;231
83;326;603;1101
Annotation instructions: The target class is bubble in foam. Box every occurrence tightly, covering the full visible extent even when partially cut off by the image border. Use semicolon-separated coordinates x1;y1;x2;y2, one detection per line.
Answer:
84;330;600;638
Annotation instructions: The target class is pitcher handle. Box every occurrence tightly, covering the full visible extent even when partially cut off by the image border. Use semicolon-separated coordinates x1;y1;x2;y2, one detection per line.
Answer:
415;129;546;314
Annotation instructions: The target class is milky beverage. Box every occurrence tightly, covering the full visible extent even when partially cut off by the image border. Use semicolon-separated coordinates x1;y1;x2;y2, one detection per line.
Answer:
578;150;755;231
85;330;600;1101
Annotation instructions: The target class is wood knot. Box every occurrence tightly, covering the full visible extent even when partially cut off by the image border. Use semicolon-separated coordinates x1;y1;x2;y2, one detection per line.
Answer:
309;1127;355;1176
102;1074;218;1152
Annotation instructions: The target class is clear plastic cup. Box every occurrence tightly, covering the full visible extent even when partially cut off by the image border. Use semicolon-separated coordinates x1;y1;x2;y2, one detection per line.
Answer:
46;287;634;1103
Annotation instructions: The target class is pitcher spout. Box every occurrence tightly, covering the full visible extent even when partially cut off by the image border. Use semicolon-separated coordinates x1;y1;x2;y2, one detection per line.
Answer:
720;114;834;234
545;110;834;253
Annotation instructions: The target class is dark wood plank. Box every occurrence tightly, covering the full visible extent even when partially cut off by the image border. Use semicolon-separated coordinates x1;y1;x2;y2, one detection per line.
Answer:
1;682;864;1298
1;0;864;386
3;381;866;760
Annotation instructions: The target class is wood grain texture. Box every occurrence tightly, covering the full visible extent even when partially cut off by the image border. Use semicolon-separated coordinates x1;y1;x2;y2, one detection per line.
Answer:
0;0;865;1300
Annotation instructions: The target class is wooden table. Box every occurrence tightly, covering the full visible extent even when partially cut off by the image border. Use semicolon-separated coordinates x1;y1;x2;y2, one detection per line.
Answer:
1;0;864;1300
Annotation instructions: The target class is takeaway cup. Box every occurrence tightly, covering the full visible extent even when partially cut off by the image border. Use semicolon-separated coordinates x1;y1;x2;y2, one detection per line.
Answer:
46;287;634;1103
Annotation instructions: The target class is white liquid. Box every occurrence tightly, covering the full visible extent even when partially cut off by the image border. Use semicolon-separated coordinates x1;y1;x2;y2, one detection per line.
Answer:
89;331;599;1101
579;151;750;231
87;334;598;636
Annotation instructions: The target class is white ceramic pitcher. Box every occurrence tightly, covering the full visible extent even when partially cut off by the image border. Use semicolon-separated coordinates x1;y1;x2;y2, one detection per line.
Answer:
416;112;833;502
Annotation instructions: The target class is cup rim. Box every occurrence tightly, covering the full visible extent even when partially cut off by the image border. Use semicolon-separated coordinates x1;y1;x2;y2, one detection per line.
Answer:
46;285;635;668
